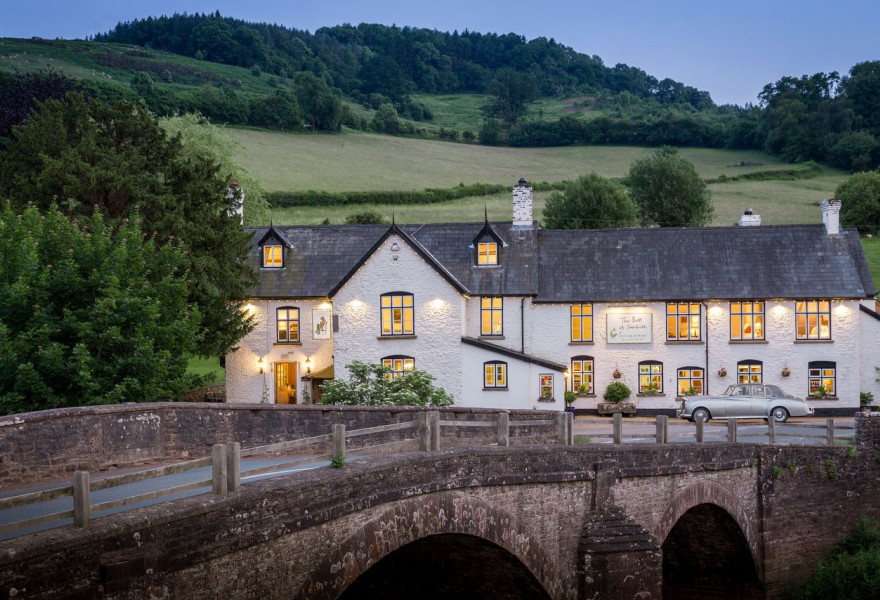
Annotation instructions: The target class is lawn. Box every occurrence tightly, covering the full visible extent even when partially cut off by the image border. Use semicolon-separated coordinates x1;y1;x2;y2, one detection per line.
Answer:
862;236;880;286
187;356;225;384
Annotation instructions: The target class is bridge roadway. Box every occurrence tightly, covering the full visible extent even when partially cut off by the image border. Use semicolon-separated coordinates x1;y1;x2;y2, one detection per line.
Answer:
3;417;880;600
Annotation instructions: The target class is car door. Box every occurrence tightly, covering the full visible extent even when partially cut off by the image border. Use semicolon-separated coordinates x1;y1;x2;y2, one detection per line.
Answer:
724;385;753;417
747;385;771;417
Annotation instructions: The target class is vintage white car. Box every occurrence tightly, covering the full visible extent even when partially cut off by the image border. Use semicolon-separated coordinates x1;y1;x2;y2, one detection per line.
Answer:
677;383;815;423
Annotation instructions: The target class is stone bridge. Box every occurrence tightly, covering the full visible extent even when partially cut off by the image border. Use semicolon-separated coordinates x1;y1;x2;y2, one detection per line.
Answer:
3;406;880;600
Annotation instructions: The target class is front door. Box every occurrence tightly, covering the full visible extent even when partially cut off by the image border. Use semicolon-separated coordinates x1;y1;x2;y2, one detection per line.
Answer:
275;362;297;404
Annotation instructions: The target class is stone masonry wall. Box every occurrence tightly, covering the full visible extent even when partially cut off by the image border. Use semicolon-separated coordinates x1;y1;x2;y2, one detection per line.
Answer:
0;404;559;486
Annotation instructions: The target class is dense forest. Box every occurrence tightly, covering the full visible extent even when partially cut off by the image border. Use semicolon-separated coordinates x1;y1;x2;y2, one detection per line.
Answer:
3;12;878;171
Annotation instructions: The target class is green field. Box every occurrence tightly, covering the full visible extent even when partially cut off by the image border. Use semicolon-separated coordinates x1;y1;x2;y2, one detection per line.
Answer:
187;356;225;384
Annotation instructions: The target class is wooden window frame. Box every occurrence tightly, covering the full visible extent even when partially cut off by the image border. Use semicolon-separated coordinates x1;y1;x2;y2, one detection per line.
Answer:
276;307;300;343
484;361;508;389
796;300;831;340
570;303;593;342
481;297;503;336
666;302;701;341
730;301;765;341
380;293;415;336
638;360;663;394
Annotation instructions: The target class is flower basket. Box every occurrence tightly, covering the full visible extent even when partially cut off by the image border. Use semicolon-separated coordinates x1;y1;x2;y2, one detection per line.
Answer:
718;367;727;377
612;368;622;379
781;367;791;377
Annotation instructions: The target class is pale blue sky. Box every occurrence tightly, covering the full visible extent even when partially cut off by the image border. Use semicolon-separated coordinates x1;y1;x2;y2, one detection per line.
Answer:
3;0;878;106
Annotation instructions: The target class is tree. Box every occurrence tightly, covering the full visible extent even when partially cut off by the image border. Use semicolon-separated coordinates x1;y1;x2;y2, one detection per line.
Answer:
0;94;256;356
487;68;539;124
294;72;343;132
0;205;207;415
371;102;400;134
627;147;714;227
543;173;639;229
797;516;880;600
161;112;271;226
0;70;78;142
835;171;880;234
320;361;454;406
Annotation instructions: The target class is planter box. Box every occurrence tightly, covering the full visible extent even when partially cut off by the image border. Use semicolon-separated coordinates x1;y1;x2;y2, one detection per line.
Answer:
597;401;636;416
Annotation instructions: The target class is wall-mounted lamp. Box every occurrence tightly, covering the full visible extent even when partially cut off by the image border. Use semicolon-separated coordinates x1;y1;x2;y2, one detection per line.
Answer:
390;242;400;260
305;358;312;374
257;357;264;374
564;369;570;379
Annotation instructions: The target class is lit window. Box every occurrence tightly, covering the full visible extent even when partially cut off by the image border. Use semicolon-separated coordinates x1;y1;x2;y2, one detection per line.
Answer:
808;361;836;396
667;303;701;341
571;356;594;394
263;245;282;268
484;361;507;389
730;301;764;340
796;300;831;340
276;307;299;342
539;374;553;398
570;304;593;342
677;367;704;395
737;360;762;383
477;242;498;265
382;355;415;380
381;293;414;336
481;297;503;336
638;361;663;394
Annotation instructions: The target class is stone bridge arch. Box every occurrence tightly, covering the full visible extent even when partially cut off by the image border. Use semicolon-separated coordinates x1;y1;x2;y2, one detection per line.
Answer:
655;479;761;575
299;491;566;600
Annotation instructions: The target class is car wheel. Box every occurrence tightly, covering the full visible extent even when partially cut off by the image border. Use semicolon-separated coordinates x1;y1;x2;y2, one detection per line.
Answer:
692;408;710;423
771;407;789;423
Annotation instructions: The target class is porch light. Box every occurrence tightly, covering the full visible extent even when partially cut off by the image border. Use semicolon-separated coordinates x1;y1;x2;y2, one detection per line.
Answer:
257;357;264;374
305;358;312;373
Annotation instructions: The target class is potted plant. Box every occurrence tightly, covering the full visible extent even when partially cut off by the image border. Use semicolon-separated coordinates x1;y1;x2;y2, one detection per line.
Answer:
564;390;577;413
811;385;829;398
612;368;622;379
598;381;635;416
781;366;791;377
577;383;589;396
641;382;661;396
718;367;727;377
683;385;697;397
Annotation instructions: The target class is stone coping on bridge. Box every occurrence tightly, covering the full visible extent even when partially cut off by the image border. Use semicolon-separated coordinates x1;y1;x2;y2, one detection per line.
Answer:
0;403;561;486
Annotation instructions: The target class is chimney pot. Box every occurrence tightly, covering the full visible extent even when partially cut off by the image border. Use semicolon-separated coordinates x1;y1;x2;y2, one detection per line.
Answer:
512;178;533;228
821;199;841;235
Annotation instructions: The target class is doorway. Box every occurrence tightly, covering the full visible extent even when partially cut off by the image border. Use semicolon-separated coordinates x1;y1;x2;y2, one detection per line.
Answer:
275;362;297;404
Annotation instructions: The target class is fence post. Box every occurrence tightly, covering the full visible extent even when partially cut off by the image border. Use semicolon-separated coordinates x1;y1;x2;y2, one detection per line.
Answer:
727;419;738;443
332;424;346;461
227;442;241;493
429;411;440;451
613;413;623;444
73;471;90;528
497;412;510;447
212;444;228;496
418;412;431;451
557;412;568;445
654;415;668;444
826;419;835;446
695;419;704;443
565;411;574;445
768;417;776;444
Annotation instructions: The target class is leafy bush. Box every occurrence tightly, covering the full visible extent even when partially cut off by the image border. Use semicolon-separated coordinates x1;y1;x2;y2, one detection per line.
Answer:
564;391;577;405
797;516;880;600
603;381;632;402
320;361;454;406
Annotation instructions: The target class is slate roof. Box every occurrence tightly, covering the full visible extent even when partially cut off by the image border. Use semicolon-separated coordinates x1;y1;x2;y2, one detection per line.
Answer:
246;222;876;301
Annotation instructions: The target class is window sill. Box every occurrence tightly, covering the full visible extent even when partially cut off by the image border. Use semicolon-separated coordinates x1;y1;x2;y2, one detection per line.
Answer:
569;341;594;345
482;387;508;391
794;339;833;343
636;393;667;397
809;396;839;401
378;334;417;340
576;393;596;398
274;341;302;346
537;398;556;403
479;335;505;340
665;340;704;345
260;266;284;270
729;339;768;344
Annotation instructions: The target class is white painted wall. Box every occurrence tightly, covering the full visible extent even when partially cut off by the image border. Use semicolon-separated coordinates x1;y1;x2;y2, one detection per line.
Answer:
225;298;334;404
460;343;563;410
332;234;464;402
860;306;880;404
464;295;525;352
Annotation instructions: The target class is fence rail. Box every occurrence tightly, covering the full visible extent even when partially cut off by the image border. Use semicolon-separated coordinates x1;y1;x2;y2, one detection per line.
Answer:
0;411;567;535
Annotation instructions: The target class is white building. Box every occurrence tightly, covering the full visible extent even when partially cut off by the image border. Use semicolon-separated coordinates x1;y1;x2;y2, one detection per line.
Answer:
225;183;879;415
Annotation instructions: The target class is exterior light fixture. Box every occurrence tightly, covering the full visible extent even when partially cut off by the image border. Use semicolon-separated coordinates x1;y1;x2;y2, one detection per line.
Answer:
390;242;400;260
257;357;264;374
305;358;312;373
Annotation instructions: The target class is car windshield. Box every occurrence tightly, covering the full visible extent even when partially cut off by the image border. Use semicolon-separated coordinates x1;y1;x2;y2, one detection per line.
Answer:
723;385;736;396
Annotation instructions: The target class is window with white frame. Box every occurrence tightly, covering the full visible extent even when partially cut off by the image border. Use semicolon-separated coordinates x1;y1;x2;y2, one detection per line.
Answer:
666;302;701;341
381;293;414;336
677;367;704;395
571;356;594;394
796;300;831;340
570;304;593;342
484;361;507;389
737;360;762;383
638;360;663;394
477;242;498;265
276;307;299;342
730;301;764;340
808;361;836;396
382;355;415;380
263;245;282;268
481;297;503;336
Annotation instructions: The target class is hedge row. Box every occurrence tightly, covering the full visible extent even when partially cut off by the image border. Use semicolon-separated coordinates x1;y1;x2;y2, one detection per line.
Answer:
267;181;566;207
706;162;823;184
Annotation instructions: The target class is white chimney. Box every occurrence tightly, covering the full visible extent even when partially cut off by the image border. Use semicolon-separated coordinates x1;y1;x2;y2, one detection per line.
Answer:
512;177;533;228
227;181;244;225
738;208;761;227
821;199;841;235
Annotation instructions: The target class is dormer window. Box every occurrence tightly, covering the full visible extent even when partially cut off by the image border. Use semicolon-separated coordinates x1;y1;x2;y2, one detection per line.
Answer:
263;245;282;268
477;242;498;265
